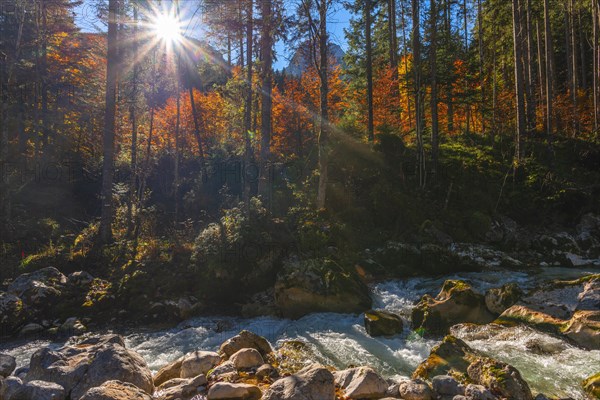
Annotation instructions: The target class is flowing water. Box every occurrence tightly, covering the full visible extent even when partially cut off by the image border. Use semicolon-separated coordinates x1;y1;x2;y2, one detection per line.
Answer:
2;267;598;399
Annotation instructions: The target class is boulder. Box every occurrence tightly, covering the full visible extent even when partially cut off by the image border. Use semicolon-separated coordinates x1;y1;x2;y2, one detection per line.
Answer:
58;317;86;337
25;334;153;400
67;271;94;287
9;380;66;400
154;375;207;400
19;323;44;336
333;366;388;399
229;348;264;370
415;336;531;399
412;280;495;335
274;258;372;319
0;292;27;335
496;274;600;349
464;384;497;400
398;379;434;400
583;372;600;399
413;336;478;380
7;267;66;308
466;358;532;400
0;354;16;377
78;380;152;400
364;310;403;337
180;351;220;379
431;375;464;397
0;376;23;400
153;357;183;386
219;330;273;359
484;283;523;315
262;364;335;400
207;361;237;382
256;364;278;380
207;382;261;400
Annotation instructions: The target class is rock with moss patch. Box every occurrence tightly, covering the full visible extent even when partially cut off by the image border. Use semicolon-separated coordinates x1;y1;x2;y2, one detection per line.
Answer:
180;351;220;379
583;372;600;399
466;358;532;400
262;364;335;400
485;283;523;315
496;274;600;349
0;292;27;336
274;258;372;319
412;335;479;380
364;309;403;337
8;267;66;308
412;280;495;335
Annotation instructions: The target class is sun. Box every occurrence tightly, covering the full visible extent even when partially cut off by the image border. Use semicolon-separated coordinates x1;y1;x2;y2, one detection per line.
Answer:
152;12;182;43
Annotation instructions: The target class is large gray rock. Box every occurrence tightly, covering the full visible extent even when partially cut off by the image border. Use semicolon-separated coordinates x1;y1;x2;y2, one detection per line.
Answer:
398;379;433;400
78;380;152;400
25;334;153;400
431;375;464;397
154;374;207;400
0;376;23;400
262;364;335;400
333;366;388;399
463;384;496;400
9;380;66;400
0;292;27;335
180;351;220;379
207;382;261;400
8;267;66;307
219;330;273;359
153;357;183;387
274;258;372;319
229;348;264;370
0;354;16;377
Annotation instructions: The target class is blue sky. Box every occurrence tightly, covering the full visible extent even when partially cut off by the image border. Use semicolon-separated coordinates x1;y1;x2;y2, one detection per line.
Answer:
74;1;352;71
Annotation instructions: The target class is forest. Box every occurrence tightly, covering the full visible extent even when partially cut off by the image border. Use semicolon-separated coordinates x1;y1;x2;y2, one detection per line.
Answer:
0;0;600;399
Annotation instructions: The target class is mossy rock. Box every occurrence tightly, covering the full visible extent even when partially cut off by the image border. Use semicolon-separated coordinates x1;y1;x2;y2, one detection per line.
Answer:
412;335;478;381
467;357;533;400
274;257;372;319
412;280;495;335
467;211;493;240
364;309;403;337
583;372;600;399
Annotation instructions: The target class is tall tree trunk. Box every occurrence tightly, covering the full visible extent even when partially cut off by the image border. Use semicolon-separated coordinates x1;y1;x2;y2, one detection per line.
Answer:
430;0;439;176
524;0;536;134
366;0;374;142
594;0;599;132
512;0;526;165
316;0;329;209
243;0;254;205
543;0;555;138
388;0;401;129
258;0;273;199
577;9;587;90
400;0;412;131
445;0;454;133
412;0;425;187
99;0;119;243
127;3;139;237
41;0;50;151
569;0;579;135
477;0;485;134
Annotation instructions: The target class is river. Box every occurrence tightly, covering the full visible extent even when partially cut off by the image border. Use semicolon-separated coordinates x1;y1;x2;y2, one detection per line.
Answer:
2;267;598;399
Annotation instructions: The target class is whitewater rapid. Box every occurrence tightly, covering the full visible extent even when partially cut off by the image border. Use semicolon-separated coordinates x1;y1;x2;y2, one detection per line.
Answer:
2;267;598;399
